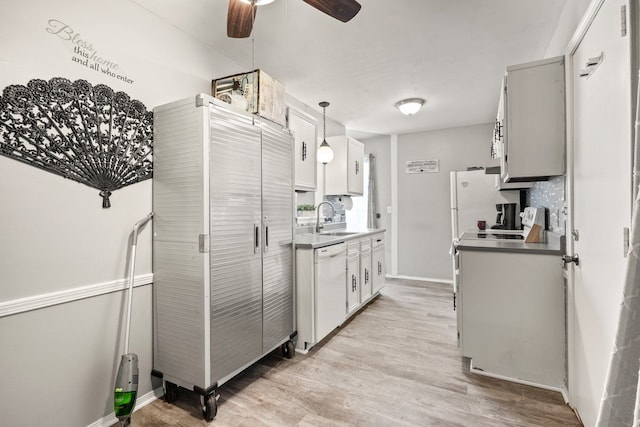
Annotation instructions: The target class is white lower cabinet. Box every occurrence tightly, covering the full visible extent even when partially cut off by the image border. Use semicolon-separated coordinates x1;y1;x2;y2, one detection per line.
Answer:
346;242;360;315
295;231;386;353
371;234;385;294
458;248;565;389
359;238;372;303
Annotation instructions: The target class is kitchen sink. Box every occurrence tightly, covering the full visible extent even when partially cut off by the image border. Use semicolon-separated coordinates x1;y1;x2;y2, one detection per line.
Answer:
319;231;359;236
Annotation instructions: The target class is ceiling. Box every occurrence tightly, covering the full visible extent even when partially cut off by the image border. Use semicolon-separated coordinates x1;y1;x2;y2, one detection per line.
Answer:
134;0;568;138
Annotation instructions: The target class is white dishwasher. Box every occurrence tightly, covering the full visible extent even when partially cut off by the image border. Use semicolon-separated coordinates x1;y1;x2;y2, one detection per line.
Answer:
315;242;347;343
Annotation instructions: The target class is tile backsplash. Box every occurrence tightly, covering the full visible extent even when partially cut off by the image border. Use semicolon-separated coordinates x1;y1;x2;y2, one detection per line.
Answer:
325;195;347;223
527;176;566;234
294;192;346;229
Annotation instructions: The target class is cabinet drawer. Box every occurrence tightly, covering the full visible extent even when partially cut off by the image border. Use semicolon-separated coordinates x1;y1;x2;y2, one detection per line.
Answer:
347;242;360;256
372;235;384;248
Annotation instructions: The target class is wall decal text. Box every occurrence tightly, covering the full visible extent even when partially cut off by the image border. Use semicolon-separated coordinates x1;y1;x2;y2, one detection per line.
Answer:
45;19;134;84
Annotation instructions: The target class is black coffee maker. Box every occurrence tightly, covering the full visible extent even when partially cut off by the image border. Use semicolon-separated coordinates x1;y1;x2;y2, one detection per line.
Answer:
491;203;517;230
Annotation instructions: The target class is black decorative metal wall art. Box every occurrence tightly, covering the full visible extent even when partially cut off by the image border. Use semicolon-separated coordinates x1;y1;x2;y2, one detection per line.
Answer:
0;77;153;208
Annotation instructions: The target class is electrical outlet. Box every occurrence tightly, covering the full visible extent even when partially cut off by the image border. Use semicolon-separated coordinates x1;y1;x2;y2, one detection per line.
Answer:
387;205;392;214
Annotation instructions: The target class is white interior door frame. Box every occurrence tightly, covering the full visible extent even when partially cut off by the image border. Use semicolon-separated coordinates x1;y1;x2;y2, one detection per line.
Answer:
564;0;637;415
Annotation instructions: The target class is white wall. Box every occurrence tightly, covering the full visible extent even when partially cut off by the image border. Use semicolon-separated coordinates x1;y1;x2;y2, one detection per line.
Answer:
397;123;498;281
544;0;593;57
0;1;242;425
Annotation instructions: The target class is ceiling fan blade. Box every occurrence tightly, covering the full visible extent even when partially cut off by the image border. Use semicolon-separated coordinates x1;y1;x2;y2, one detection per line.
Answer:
227;0;257;38
303;0;361;23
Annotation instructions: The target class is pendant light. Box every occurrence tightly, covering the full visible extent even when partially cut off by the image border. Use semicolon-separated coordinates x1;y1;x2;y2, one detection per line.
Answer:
317;101;334;164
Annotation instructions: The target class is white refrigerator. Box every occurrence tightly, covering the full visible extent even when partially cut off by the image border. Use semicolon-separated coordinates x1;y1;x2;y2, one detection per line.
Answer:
450;169;521;240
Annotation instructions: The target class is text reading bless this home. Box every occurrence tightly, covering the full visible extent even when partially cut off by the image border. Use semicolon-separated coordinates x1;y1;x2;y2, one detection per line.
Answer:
45;19;134;84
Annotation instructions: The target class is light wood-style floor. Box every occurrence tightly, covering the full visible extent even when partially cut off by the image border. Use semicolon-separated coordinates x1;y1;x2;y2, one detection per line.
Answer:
127;278;581;426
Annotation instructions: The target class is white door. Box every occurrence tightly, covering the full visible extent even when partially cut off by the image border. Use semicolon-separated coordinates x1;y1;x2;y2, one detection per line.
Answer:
568;1;632;424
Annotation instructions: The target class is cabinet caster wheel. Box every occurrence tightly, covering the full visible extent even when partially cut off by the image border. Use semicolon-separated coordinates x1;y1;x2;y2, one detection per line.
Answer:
163;381;179;403
201;394;217;421
281;340;295;359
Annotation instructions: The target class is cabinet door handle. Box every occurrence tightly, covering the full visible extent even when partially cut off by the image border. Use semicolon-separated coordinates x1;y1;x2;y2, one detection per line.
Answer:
355;160;359;174
352;274;357;292
254;224;260;254
302;141;307;161
365;268;369;284
264;223;269;253
378;261;382;275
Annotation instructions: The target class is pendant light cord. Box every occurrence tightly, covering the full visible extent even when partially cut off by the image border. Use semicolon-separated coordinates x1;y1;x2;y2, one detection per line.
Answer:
323;105;326;141
319;101;330;142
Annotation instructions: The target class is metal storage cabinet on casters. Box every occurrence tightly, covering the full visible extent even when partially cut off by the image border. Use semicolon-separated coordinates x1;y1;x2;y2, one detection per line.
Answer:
151;94;297;421
151;332;296;421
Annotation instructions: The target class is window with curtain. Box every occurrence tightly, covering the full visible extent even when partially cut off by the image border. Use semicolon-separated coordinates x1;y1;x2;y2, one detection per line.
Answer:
345;156;369;229
345;154;377;230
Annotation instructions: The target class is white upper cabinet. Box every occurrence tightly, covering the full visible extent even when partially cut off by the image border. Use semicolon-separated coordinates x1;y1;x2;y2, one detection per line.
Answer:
288;107;317;191
325;135;364;196
501;56;565;182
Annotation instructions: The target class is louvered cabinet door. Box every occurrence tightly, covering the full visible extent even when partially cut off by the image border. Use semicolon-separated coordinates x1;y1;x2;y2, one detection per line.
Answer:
208;104;263;382
260;121;294;352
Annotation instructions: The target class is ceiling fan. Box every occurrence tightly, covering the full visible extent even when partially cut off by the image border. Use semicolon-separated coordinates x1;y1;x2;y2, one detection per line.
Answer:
227;0;362;38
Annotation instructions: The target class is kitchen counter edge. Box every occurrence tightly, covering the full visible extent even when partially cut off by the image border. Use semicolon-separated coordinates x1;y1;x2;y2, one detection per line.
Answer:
455;232;565;255
295;229;386;249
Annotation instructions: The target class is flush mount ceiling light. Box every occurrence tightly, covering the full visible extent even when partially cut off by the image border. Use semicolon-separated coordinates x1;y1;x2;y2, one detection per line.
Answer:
395;98;425;116
317;101;334;165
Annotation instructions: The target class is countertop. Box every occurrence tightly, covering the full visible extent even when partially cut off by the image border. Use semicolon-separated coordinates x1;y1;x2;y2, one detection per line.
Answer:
295;228;385;249
455;231;564;255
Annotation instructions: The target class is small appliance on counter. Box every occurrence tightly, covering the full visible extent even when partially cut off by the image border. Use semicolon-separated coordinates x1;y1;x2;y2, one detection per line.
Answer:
521;207;546;242
490;203;518;230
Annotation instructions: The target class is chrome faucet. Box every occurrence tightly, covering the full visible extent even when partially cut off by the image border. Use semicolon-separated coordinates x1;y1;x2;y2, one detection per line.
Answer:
316;201;336;233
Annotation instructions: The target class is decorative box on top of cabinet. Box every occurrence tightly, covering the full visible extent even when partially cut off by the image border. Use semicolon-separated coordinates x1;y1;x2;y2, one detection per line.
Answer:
287;107;317;191
501;55;565;182
325;135;364;196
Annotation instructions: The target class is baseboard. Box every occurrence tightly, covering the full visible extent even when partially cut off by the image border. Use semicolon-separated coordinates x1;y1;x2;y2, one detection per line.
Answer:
469;361;568;402
387;274;452;285
87;387;163;427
